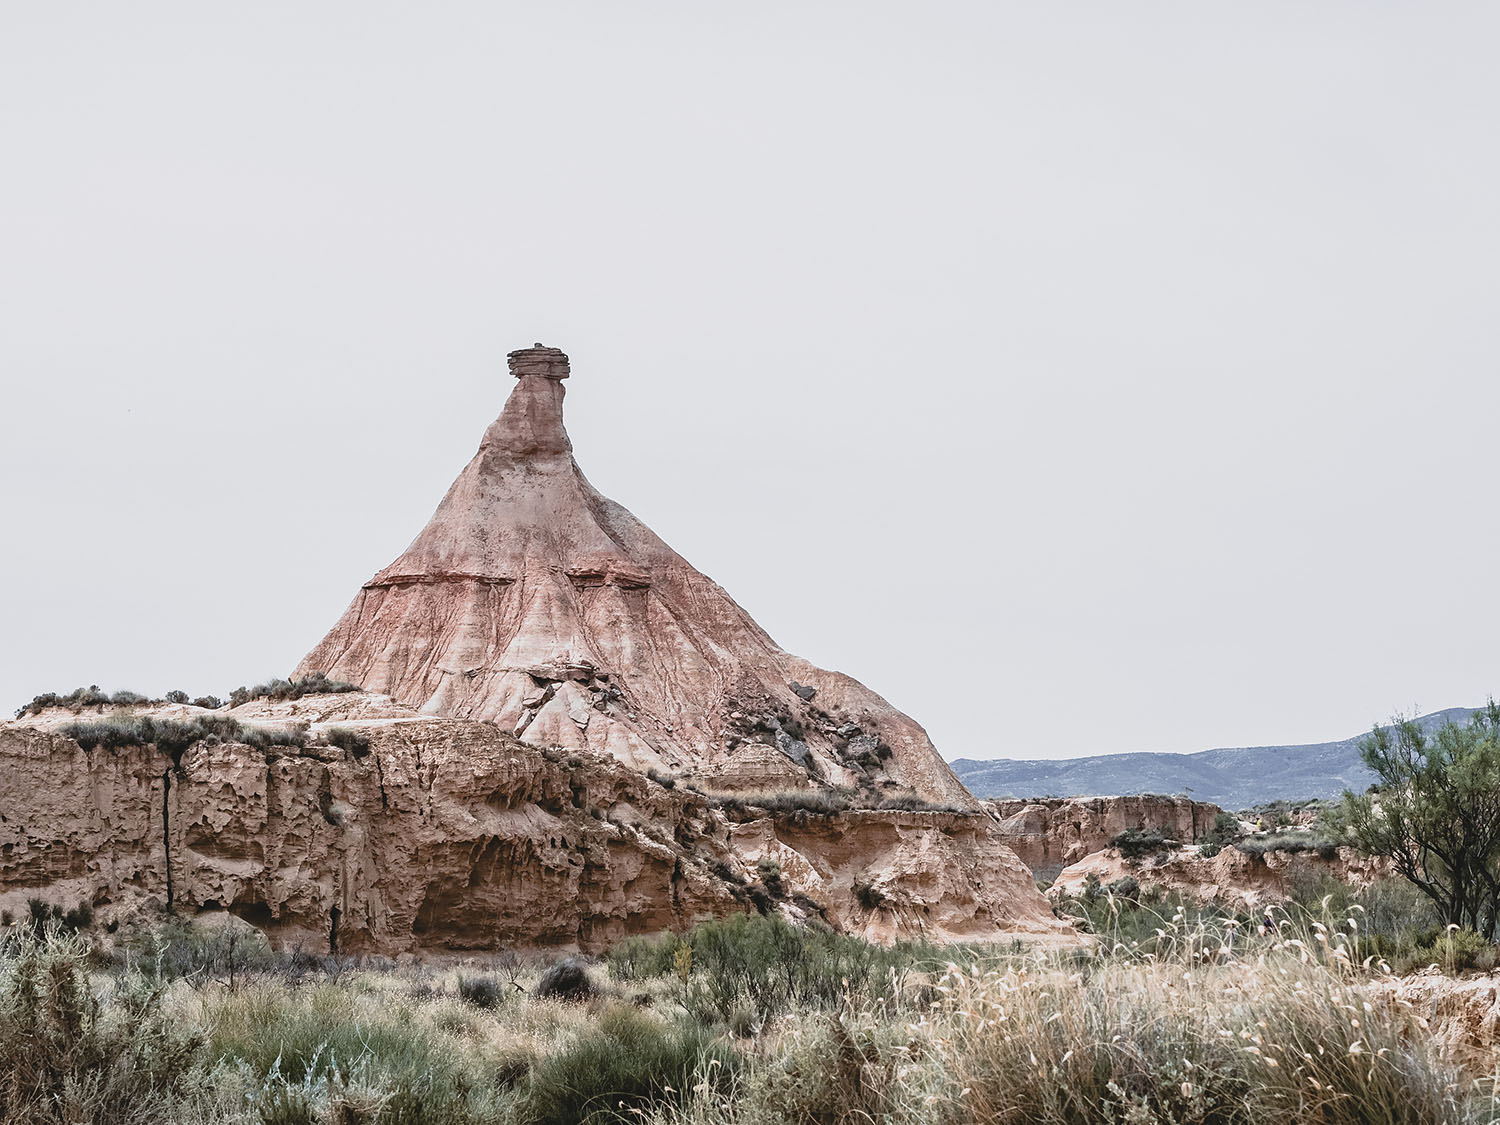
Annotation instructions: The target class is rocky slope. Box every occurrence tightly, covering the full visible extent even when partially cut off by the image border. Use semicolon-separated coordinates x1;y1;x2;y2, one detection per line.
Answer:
952;707;1479;808
297;345;971;808
1;697;1072;954
988;795;1221;881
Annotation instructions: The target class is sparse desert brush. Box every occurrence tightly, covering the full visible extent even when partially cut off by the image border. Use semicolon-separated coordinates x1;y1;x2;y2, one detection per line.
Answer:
929;952;1472;1125
1236;830;1340;859
14;685;159;718
518;1003;738;1125
4;911;1494;1125
227;674;359;708
712;788;857;815
0;928;204;1125
61;713;307;763
1109;826;1179;858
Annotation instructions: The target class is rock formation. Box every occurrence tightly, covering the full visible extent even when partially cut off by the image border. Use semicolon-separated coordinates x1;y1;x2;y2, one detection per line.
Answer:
989;796;1221;881
0;343;1083;952
1047;843;1385;914
0;695;1071;952
297;345;971;808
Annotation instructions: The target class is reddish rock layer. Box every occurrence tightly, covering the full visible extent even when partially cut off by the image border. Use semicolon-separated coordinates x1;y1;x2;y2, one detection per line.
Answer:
296;345;972;808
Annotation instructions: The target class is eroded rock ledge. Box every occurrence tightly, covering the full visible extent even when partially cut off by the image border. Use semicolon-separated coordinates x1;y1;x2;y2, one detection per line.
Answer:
0;698;1072;954
988;795;1221;881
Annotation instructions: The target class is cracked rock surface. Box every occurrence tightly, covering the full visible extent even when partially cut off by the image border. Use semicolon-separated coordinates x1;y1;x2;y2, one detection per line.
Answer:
1;696;1073;952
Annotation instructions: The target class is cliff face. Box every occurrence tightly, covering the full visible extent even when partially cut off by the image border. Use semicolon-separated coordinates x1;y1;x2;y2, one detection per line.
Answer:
989;796;1221;881
0;697;1073;953
296;345;972;809
0;343;1086;951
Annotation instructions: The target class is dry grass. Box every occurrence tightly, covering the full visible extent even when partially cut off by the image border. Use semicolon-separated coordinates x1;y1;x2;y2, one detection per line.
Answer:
3;910;1497;1125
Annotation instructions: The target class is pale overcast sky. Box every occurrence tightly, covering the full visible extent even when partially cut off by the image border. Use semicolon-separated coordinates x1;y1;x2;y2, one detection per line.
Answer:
3;4;1497;760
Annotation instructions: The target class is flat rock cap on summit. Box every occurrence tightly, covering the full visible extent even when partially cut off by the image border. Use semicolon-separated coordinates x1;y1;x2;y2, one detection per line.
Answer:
507;343;569;380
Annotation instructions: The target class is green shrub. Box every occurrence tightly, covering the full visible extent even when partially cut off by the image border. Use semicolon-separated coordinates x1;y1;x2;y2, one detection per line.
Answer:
1236;831;1337;859
1199;810;1241;850
515;1004;737;1125
741;1011;913;1125
1109;827;1177;858
715;789;855;815
456;973;504;1010
756;856;784;899
1104;876;1140;900
606;933;686;982
228;674;359;708
62;714;306;764
25;898;93;935
0;929;204;1124
122;919;278;984
14;685;151;718
190;695;224;710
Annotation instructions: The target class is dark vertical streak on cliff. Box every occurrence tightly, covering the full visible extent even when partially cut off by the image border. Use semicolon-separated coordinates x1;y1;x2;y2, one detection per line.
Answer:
161;769;174;908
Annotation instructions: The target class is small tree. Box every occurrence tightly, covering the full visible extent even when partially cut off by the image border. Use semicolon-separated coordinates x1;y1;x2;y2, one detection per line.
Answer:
1338;702;1500;937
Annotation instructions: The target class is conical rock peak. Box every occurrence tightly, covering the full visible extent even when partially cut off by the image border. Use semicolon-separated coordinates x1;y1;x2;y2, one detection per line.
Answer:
299;347;976;807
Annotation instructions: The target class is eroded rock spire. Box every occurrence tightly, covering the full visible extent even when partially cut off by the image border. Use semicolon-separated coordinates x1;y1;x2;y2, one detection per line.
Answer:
298;345;977;807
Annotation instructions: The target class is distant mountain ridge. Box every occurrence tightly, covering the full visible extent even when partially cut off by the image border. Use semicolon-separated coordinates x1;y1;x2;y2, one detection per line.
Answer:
950;707;1479;810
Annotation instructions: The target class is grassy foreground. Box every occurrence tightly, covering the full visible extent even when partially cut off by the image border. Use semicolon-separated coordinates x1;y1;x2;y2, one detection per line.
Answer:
0;908;1495;1125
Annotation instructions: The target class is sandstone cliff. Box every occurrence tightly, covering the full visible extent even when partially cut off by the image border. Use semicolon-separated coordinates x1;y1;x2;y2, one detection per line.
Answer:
0;695;1072;952
296;345;971;808
989;795;1221;881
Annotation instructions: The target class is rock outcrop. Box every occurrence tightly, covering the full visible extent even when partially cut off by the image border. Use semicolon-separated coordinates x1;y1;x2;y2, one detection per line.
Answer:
0;695;1071;952
296;345;972;808
989;796;1221;881
1048;843;1386;914
0;343;1085;952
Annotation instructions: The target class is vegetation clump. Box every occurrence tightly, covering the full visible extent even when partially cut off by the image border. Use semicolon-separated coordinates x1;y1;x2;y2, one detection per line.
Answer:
519;1004;736;1125
22;897;93;935
713;788;856;816
1109;826;1177;858
61;714;306;764
1235;830;1339;859
1339;701;1500;937
456;972;506;1010
1196;810;1243;857
0;904;1490;1125
0;929;204;1125
535;957;596;1003
14;685;161;718
875;793;965;812
226;674;359;709
323;726;372;757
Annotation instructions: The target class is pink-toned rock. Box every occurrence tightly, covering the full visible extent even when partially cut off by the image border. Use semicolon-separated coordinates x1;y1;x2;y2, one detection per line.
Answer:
989;795;1222;880
297;345;972;809
0;344;1079;952
0;695;1073;951
1048;843;1386;914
